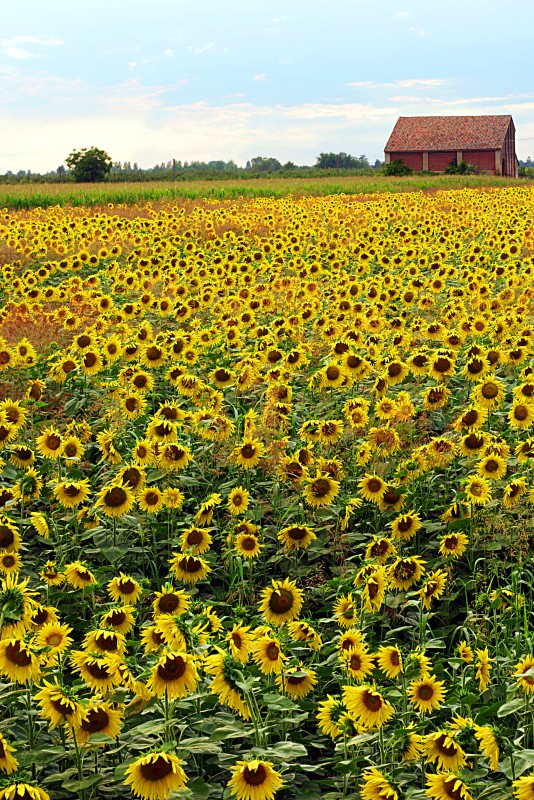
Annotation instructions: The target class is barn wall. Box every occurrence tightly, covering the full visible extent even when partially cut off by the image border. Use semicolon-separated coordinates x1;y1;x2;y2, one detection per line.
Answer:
502;120;517;177
428;151;456;171
389;151;423;171
462;150;497;173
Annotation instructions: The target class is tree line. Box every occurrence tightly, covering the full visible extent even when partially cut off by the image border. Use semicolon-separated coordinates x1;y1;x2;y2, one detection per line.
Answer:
1;148;383;184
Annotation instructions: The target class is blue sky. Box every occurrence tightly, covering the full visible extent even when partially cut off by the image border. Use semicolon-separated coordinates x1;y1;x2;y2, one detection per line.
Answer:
2;0;534;172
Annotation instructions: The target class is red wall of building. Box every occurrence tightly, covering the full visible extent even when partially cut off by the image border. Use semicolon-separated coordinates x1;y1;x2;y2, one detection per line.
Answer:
389;151;423;171
462;150;496;172
428;151;456;171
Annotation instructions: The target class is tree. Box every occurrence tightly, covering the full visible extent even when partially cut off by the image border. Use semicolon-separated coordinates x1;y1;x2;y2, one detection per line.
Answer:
315;152;369;169
65;146;113;182
250;156;282;172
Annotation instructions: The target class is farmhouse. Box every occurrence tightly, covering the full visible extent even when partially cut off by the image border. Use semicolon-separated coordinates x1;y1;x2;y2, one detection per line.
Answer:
384;115;517;176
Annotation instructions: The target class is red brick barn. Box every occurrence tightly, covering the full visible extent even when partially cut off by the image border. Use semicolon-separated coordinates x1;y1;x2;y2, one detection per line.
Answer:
384;115;517;176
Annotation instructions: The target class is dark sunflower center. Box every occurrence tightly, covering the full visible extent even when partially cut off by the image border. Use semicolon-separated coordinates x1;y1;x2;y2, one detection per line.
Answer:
444;536;458;549
65;484;82;498
241;536;257;551
16;448;32;460
397;518;413;532
144;491;159;506
231;632;242;648
46;434;62;451
434;357;451;372
32;607;49;625
265;642;280;661
462;410;478;426
6;641;31;666
62;361;76;373
64;444;78;457
105;487;127;507
158;654;186;681
367;478;382;494
108;610;126;626
86;661;112;679
158;595;180;613
311;478;331;498
326;365;340;380
388;363;402;377
125;398;139;411
443;777;464;800
243;764;267;786
84;353;97;368
81;707;109;733
51;697;74;717
481;382;498;399
467;359;483;374
133;375;147;388
94;633;119;652
2;555;16;568
215;369;231;381
269;588;294;614
0;526;14;548
363;690;382;712
187;529;204;545
418;684;434;701
349;654;362;670
146;346;162;361
515;406;529;421
178;557;202;573
140;755;174;781
118;579;135;594
287;527;307;541
485;460;499;472
241;444;255;458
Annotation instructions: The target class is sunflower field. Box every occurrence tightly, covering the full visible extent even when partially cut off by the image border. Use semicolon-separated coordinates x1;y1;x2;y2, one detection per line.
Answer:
1;187;534;800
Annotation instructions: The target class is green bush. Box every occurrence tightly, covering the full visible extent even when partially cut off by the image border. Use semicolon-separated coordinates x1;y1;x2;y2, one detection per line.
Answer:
444;160;479;175
381;159;412;176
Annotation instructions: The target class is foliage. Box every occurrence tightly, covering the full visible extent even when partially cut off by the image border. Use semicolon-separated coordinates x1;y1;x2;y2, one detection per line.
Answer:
65;146;113;183
316;152;370;169
444;159;479;175
382;159;413;176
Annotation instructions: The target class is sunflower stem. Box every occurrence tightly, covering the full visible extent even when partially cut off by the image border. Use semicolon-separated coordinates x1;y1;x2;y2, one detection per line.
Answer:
72;726;85;800
26;683;36;781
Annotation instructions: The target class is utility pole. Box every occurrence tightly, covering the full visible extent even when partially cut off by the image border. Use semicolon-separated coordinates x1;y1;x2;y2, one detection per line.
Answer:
173;158;176;181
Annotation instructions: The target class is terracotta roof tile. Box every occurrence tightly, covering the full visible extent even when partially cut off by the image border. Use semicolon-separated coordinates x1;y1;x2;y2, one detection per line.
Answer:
385;115;512;152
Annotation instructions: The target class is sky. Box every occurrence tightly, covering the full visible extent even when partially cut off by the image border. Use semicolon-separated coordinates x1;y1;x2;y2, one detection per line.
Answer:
2;0;534;173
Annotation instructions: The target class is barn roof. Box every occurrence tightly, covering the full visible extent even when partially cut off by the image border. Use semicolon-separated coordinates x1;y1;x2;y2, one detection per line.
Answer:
385;115;512;152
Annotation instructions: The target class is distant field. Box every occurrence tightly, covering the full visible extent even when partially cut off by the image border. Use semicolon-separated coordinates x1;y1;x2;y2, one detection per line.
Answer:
1;173;533;209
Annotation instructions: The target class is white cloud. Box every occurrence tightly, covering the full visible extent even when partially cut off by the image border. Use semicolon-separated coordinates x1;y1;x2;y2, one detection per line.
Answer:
253;73;267;81
164;48;173;58
395;11;409;18
4;47;38;60
188;42;214;55
347;78;447;90
272;16;287;23
409;27;428;36
128;61;137;69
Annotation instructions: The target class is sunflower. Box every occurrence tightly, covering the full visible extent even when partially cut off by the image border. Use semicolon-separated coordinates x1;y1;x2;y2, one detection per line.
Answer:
259;578;303;626
342;684;394;729
232;438;265;469
514;655;534;695
69;650;120;693
360;769;399;800
101;605;136;635
303;471;340;508
509;402;534;429
73;698;124;744
422;384;450;411
0;638;41;684
64;561;96;590
252;635;285;674
457;641;474;663
204;651;251;718
52;479;91;509
287;619;322;651
194;492;222;525
388;556;426;592
477;454;507;481
153;586;191;617
439;532;469;559
169;554;211;584
234;532;262;559
316;695;347;740
344;644;375;682
0;784;50;800
9;444;35;469
453;406;488;432
504;478;527;508
276;664;317;698
474;725;500;771
96;482;135;518
34;622;73;656
148;650;199;700
399;725;425;761
425;773;474;800
226;624;254;663
35;426;63;459
472;378;506;409
138;487;165;514
425;730;467;771
463;475;492;506
120;393;147;421
377;645;403;678
158;443;192;472
124;751;188;800
0;517;20;552
418;570;448;609
61;435;84;461
84;628;126;657
358;473;387;504
361;566;387;613
227;486;251;515
277;524;316;551
364;536;396;564
333;594;358;628
408;674;446;713
132;439;155;466
0;731;18;774
228;759;283;800
181;526;212;555
428;352;456;381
